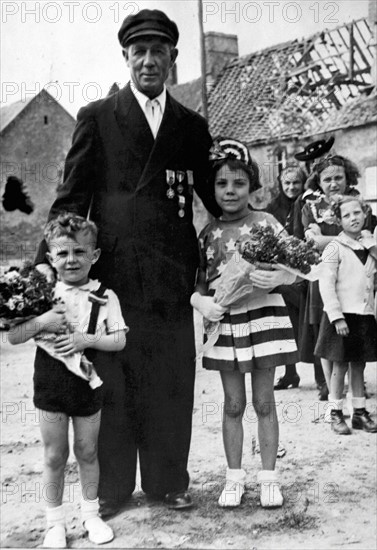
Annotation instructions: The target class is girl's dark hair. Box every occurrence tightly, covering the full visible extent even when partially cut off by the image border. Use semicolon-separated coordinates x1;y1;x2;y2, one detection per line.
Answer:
209;158;261;195
305;154;360;192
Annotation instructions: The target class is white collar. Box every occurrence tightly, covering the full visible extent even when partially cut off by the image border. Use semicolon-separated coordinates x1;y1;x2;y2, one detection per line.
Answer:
56;279;100;292
336;230;375;251
130;80;166;112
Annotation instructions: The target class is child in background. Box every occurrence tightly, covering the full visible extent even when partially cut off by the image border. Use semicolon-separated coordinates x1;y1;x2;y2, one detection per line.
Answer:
300;155;361;409
315;196;377;434
9;213;128;548
191;138;298;508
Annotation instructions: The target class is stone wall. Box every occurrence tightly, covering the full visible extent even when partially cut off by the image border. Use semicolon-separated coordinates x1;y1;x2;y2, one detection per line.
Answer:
0;93;75;263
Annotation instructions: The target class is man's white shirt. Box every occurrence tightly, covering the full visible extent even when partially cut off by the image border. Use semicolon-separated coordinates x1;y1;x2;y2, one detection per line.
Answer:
130;80;166;138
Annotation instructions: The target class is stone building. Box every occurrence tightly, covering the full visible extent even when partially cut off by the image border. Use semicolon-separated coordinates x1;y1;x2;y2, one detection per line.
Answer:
170;17;376;222
0;89;75;262
207;17;376;212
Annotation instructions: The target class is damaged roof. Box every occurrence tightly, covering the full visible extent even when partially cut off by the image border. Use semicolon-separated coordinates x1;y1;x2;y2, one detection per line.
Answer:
208;18;375;144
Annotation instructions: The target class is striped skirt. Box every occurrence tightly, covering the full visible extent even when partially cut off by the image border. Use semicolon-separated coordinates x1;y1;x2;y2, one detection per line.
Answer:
203;293;298;372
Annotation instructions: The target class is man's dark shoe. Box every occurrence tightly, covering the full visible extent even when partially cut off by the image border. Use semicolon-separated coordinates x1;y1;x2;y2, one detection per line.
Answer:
99;497;131;519
331;410;351;435
274;373;300;390
352;410;377;433
318;383;329;401
163;491;193;510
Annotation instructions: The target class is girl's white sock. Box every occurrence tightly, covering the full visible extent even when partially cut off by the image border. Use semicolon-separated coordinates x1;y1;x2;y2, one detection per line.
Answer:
352;397;366;410
329;397;343;410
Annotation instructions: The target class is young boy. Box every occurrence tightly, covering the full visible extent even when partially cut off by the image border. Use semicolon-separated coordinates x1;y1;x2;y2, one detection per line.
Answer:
9;213;128;548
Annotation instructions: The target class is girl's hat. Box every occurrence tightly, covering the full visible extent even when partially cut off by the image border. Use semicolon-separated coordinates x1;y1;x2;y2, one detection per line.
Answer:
209;137;261;191
210;137;252;166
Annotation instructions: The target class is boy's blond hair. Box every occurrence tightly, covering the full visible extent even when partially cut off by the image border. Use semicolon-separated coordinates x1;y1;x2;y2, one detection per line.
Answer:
44;213;98;247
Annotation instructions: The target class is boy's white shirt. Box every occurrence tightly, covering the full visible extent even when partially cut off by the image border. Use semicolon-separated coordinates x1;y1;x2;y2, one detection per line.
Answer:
35;279;128;389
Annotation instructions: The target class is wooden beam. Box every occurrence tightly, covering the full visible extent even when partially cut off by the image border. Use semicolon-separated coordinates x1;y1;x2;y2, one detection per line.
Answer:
197;0;208;120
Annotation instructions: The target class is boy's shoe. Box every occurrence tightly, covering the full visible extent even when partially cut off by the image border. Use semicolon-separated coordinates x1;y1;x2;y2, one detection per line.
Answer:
257;470;283;508
42;525;67;549
352;410;377;433
330;410;351;435
84;516;114;545
218;468;246;507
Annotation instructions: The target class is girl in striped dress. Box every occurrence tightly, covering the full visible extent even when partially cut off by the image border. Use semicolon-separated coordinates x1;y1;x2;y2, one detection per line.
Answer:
191;138;298;509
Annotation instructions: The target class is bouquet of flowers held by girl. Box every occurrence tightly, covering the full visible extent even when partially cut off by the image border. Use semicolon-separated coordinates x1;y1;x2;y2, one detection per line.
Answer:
0;263;102;389
201;225;322;348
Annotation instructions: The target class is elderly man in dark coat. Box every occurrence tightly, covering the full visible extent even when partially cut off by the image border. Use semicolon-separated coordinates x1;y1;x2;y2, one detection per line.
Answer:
36;9;220;514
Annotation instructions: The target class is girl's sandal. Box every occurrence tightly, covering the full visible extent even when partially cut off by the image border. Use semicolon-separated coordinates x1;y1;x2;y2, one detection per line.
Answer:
218;468;246;507
257;470;284;508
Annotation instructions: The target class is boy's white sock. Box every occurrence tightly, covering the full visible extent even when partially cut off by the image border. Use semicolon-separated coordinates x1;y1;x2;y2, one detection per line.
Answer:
81;497;100;522
46;505;65;528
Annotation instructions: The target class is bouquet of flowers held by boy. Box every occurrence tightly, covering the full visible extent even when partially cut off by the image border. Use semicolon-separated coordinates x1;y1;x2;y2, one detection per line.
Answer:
203;224;322;347
0;262;102;389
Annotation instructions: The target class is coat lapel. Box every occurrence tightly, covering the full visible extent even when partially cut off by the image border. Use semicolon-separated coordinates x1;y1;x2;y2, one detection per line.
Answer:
136;93;186;191
114;84;154;162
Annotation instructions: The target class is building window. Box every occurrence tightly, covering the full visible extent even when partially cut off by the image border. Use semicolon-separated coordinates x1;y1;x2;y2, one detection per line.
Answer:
273;146;287;178
44;116;48;125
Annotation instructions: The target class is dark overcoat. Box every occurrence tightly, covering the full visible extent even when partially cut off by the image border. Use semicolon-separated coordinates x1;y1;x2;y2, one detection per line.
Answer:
37;84;219;500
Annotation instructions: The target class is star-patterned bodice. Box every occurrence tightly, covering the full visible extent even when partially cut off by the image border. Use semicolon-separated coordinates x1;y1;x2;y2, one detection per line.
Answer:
199;211;283;284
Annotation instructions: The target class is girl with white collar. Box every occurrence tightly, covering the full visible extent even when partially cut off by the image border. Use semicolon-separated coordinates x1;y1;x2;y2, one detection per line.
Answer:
315;196;377;434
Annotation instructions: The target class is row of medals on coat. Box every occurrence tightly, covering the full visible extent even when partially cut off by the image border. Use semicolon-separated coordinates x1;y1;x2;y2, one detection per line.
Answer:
166;169;194;218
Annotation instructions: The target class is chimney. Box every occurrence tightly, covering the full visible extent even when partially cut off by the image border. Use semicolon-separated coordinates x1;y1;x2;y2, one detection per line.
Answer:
205;32;239;91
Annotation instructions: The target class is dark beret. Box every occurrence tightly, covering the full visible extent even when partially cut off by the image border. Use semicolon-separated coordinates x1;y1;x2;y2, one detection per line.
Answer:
118;9;179;47
294;136;335;162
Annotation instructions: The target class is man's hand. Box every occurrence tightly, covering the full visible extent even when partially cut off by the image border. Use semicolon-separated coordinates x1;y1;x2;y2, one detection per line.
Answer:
35;263;55;283
334;319;349;337
190;293;226;322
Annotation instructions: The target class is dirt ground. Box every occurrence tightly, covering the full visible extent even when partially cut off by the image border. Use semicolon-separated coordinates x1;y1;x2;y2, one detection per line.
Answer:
1;314;377;550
